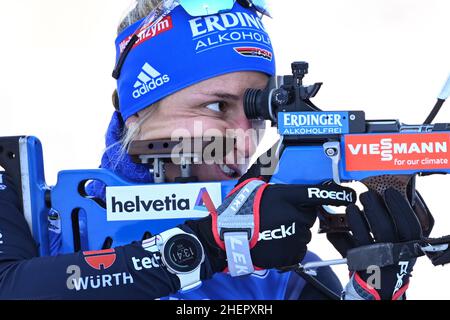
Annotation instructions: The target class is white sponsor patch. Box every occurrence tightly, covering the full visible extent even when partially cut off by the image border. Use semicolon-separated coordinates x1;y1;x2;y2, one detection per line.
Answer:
106;183;222;221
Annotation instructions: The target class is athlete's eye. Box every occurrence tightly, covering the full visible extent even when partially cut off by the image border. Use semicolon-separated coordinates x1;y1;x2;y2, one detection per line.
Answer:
205;102;225;113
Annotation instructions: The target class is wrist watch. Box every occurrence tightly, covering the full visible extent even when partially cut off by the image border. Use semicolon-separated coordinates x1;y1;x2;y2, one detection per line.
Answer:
156;227;205;291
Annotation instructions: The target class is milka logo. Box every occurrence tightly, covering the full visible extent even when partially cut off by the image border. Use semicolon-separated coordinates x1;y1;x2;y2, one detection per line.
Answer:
132;63;170;99
189;11;266;37
347;138;448;161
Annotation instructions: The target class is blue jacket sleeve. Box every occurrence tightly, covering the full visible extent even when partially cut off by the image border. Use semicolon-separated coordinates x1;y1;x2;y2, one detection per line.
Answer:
0;172;193;300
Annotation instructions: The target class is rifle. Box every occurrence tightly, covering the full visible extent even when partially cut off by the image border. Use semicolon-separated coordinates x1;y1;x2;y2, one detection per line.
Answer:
0;61;449;275
243;61;450;275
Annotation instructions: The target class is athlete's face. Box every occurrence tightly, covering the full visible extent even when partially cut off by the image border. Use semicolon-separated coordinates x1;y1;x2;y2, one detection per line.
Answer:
125;71;269;182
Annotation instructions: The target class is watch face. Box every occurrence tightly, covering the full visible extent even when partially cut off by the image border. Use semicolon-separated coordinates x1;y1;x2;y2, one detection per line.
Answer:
163;234;203;273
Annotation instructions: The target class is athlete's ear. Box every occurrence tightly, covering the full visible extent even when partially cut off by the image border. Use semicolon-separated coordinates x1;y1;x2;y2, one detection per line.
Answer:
113;89;137;127
125;114;139;128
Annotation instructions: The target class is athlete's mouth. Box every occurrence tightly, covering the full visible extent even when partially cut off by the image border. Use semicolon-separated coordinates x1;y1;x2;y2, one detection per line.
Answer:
218;163;242;178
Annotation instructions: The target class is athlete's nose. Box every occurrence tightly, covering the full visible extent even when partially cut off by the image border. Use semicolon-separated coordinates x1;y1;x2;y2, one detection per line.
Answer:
226;106;257;163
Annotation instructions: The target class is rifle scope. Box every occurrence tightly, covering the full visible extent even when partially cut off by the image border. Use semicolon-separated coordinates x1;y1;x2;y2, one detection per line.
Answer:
244;62;323;123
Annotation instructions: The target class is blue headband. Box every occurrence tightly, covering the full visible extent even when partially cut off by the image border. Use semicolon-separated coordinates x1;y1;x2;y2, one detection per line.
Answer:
115;2;276;121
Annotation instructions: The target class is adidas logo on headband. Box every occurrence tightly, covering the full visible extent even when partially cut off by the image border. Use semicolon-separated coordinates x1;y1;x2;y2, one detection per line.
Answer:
132;63;170;99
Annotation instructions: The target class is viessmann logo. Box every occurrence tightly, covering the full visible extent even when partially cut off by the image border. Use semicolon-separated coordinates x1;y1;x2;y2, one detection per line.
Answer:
345;133;450;171
106;183;222;221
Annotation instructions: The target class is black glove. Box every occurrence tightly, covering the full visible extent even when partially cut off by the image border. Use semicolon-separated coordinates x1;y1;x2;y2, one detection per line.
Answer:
328;188;425;300
187;178;356;274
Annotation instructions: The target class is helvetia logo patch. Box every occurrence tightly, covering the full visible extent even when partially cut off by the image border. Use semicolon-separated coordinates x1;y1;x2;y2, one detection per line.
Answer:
106;183;222;221
132;63;170;99
194;187;209;212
